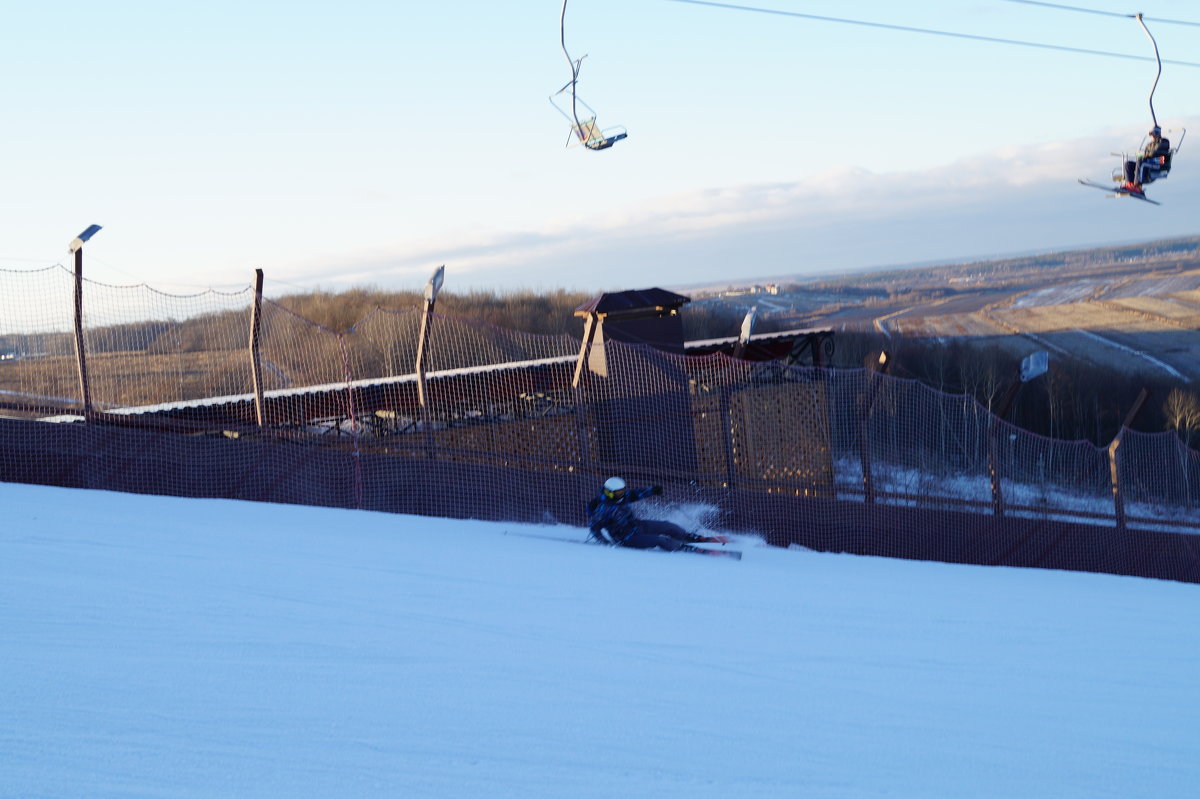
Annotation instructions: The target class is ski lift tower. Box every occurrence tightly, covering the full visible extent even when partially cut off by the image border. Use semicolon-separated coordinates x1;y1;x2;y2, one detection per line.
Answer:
572;287;690;386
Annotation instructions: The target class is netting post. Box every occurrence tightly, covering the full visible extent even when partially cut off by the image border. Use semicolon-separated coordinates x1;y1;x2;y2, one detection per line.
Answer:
860;351;890;505
248;268;266;426
1108;434;1126;530
70;244;93;419
415;266;444;409
988;375;1024;516
1110;388;1151;530
339;333;363;509
415;267;444;461
572;314;598;388
572;375;597;487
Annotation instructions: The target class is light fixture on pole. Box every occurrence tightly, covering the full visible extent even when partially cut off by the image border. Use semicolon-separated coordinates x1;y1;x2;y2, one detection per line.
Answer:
424;264;445;306
68;224;102;255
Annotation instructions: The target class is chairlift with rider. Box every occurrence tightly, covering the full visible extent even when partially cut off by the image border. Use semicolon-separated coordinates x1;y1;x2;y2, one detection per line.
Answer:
1079;14;1185;205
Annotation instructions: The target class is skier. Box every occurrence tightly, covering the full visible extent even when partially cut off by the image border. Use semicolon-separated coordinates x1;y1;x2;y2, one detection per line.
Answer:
586;476;726;551
1121;127;1172;195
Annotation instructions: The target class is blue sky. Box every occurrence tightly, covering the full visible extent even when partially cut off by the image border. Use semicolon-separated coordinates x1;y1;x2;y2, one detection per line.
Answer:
1;1;1197;296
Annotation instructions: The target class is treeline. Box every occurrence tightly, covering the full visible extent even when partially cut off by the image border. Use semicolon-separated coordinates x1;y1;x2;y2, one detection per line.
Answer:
2;287;752;357
830;330;1193;447
804;236;1200;296
274;286;749;341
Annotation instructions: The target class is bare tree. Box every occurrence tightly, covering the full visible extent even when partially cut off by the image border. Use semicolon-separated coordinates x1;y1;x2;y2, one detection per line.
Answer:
1164;388;1200;510
1163;388;1200;448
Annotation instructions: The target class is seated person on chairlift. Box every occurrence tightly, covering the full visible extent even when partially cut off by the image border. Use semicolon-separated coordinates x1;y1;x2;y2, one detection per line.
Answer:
1122;127;1172;194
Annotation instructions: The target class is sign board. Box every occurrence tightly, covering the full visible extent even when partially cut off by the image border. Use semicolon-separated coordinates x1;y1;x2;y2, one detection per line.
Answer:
1020;350;1048;382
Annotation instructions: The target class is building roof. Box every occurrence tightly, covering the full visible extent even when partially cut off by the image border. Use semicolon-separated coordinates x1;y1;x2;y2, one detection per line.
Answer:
573;288;691;316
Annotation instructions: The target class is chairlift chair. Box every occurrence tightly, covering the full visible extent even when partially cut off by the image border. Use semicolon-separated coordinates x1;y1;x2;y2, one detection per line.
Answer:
551;0;628;152
1110;127;1186;186
550;80;628;150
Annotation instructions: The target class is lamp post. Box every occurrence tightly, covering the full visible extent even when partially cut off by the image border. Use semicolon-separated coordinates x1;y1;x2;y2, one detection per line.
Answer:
68;225;102;419
415;265;444;409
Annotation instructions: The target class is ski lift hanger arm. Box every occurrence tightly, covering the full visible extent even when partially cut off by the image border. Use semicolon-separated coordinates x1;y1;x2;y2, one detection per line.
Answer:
558;0;585;135
1134;13;1161;129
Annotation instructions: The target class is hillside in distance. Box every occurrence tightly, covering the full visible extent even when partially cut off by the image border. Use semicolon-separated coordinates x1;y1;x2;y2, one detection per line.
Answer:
694;235;1200;384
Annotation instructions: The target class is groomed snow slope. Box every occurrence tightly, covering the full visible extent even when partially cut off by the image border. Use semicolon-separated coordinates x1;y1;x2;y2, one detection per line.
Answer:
3;483;1198;798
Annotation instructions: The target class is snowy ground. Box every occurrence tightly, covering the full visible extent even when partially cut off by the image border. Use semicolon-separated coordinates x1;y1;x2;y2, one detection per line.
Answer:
4;483;1199;798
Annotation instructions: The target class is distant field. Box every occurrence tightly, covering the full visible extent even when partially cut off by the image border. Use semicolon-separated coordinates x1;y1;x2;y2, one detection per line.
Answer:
751;239;1200;383
0;350;252;412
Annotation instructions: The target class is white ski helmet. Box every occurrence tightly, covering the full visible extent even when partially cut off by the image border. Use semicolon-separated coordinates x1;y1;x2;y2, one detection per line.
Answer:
603;476;627;500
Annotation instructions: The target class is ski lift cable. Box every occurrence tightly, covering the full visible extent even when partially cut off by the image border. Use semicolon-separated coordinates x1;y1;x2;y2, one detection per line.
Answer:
1135;13;1162;129
662;0;1200;68
998;0;1200;28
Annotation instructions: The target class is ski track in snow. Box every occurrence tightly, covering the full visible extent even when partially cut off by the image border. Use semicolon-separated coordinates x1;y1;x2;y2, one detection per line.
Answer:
3;484;1200;798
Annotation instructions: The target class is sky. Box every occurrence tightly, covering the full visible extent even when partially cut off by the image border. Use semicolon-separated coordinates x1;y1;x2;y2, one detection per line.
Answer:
4;481;1199;797
1;1;1198;297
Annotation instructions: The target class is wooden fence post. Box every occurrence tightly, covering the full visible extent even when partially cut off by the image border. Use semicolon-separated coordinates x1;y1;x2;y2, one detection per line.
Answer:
860;351;890;505
67;225;103;420
248;268;266;426
1110;388;1151;530
415;266;444;460
988;380;1022;517
71;247;93;420
415;266;444;409
987;352;1047;516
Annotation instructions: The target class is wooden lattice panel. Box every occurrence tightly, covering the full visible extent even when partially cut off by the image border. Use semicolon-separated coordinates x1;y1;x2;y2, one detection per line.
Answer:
428;413;584;471
690;390;735;486
727;380;834;495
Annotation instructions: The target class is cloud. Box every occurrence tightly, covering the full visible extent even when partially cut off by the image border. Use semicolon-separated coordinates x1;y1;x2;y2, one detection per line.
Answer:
284;122;1200;292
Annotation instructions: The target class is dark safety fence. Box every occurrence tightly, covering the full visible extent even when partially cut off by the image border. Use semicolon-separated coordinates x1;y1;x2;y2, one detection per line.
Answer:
2;263;1200;582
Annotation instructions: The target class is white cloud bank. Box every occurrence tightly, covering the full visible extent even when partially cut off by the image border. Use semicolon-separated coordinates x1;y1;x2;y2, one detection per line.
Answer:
283;122;1199;294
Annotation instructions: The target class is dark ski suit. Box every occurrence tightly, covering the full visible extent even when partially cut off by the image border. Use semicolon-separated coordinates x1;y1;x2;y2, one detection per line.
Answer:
1124;133;1172;187
586;485;706;551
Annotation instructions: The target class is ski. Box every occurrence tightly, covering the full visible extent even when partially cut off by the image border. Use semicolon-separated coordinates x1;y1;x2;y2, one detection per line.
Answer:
680;544;743;560
1077;178;1162;205
503;530;594;546
504;530;742;560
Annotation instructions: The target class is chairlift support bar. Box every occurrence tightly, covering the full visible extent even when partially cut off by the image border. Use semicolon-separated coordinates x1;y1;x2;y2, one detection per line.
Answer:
559;0;586;136
1133;13;1161;128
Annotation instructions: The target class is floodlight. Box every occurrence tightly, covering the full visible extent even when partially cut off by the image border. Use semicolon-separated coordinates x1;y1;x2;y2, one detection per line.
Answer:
425;265;445;303
68;224;103;254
